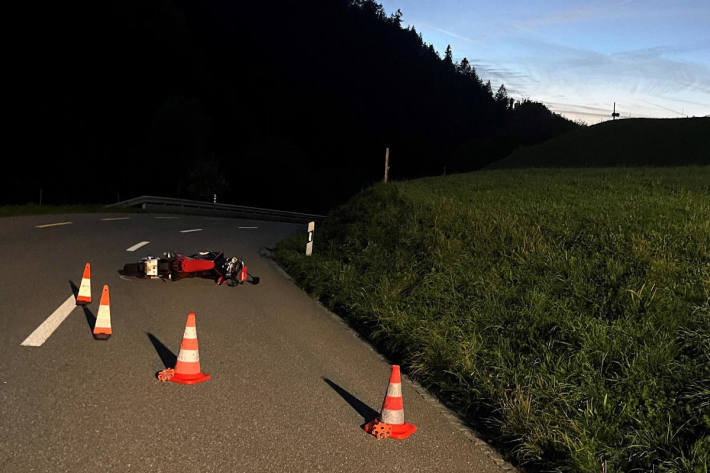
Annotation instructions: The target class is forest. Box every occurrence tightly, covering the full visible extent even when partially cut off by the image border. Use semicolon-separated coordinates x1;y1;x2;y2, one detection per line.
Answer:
13;0;579;212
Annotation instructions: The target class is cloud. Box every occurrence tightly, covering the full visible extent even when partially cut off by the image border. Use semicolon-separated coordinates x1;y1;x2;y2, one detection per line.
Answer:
487;40;709;123
639;100;686;116
508;38;710;109
414;21;486;44
510;0;637;32
474;63;530;80
394;1;710;124
510;0;709;33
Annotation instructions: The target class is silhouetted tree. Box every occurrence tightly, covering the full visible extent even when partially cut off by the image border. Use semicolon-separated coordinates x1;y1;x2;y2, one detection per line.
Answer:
458;57;472;75
444;45;454;69
389;8;403;27
495;84;508;103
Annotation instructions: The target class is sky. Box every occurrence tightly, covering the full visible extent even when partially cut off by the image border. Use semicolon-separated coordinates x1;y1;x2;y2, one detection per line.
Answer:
378;0;710;124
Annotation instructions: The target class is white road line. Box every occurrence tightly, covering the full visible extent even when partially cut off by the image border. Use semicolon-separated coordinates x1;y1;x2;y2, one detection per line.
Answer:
180;228;203;233
154;216;180;219
101;217;130;221
126;241;150;252
238;226;258;229
21;295;77;347
35;221;72;229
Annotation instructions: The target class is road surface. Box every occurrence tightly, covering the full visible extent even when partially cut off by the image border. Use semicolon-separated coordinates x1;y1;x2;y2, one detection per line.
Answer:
0;213;514;472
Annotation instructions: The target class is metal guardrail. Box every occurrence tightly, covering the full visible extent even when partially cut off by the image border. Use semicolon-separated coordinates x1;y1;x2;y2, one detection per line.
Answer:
106;195;327;223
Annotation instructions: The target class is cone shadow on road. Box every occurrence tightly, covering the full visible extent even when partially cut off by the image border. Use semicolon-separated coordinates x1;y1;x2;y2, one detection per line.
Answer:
147;332;177;369
323;377;379;424
69;280;79;297
82;306;96;332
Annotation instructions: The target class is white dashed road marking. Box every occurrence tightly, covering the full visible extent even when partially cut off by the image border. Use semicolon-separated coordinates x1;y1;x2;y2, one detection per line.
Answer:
35;221;72;229
180;228;203;233
20;295;77;346
101;217;130;221
126;241;150;252
238;226;258;229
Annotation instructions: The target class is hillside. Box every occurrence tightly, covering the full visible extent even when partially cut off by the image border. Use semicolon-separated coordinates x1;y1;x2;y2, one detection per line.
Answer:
276;167;710;472
488;118;710;169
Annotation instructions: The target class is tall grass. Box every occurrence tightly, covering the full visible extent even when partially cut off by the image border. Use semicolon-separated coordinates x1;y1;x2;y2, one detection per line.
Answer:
276;167;710;473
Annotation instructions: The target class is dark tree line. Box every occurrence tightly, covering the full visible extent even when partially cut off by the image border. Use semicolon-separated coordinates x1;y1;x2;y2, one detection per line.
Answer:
11;0;578;212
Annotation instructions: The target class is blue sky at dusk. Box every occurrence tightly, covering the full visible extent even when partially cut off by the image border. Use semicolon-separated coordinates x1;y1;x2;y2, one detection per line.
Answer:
378;0;710;123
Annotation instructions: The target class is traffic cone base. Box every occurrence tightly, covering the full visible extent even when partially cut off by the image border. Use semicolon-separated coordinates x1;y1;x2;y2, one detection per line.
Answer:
388;421;417;439
94;329;111;340
364;419;417;439
169;371;211;385
169;312;210;385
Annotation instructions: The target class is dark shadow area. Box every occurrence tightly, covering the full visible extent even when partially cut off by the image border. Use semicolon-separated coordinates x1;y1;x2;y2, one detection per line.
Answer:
8;1;581;211
258;247;275;258
82;306;95;332
147;332;177;369
119;262;140;277
323;377;379;423
69;280;79;297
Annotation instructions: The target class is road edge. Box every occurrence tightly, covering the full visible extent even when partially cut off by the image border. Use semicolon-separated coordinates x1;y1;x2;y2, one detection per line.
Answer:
265;255;519;473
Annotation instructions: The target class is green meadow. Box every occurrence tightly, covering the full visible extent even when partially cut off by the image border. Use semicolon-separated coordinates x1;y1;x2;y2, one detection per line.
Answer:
276;167;710;472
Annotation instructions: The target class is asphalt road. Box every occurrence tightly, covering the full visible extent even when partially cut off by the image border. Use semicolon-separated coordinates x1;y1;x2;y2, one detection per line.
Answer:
0;213;514;473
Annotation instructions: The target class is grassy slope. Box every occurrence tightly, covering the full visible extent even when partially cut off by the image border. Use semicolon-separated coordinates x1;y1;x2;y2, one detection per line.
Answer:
276;167;710;473
487;118;710;169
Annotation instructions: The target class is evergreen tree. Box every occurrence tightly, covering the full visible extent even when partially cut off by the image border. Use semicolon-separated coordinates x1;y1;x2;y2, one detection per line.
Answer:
444;44;454;68
495;84;508;103
458;57;472;75
389;8;402;27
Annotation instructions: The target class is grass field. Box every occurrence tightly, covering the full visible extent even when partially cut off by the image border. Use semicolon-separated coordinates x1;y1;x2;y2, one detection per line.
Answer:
276;167;710;473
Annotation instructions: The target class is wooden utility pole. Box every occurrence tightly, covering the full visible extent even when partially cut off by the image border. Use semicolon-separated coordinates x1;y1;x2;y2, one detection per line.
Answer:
384;147;390;183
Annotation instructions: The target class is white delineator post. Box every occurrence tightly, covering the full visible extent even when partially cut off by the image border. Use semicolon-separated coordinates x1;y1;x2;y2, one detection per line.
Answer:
306;221;315;256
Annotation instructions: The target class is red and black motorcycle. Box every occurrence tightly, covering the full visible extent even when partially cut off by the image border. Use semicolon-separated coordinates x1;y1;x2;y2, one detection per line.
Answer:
121;251;259;286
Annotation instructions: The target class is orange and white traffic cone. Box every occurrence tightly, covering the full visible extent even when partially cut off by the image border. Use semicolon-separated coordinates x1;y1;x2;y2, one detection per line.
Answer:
76;263;91;305
93;285;112;340
364;365;417;439
170;312;210;385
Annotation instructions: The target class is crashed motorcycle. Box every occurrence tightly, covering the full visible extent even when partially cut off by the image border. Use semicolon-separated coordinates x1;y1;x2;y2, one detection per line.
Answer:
121;251;259;286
